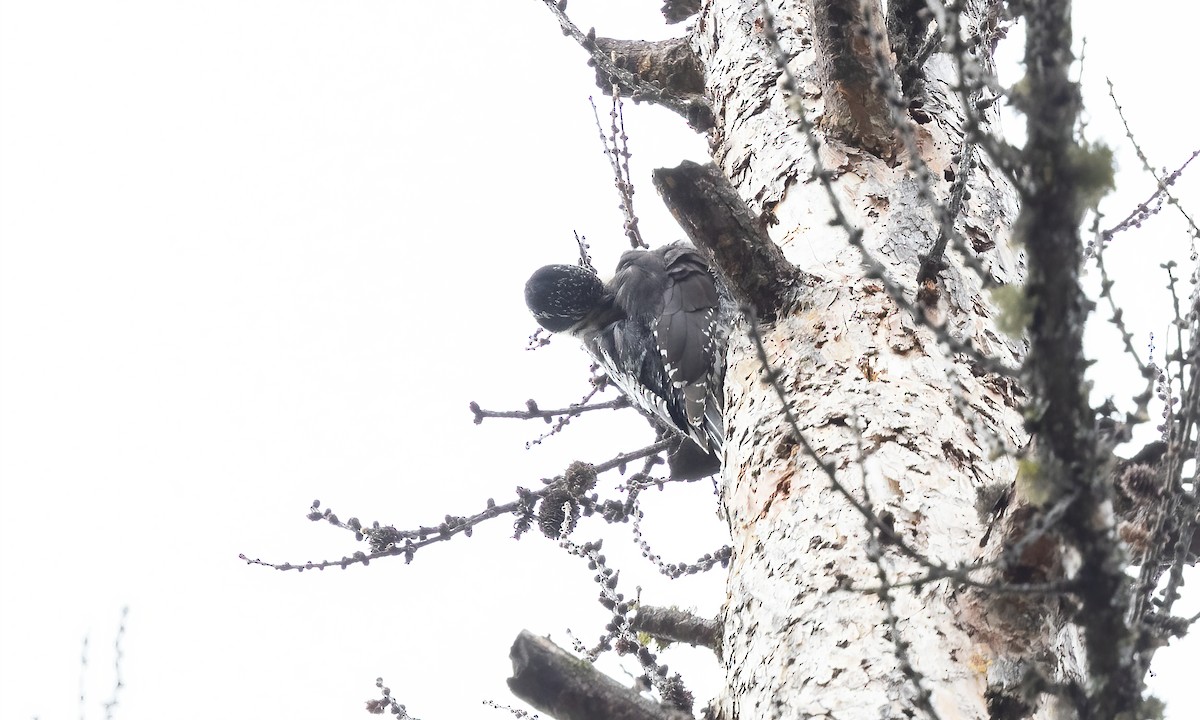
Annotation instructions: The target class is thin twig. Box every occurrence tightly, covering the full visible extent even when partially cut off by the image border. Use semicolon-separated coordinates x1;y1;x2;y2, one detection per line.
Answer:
1098;150;1200;244
590;93;646;249
240;440;673;571
470;396;630;424
1107;80;1200;245
103;607;128;720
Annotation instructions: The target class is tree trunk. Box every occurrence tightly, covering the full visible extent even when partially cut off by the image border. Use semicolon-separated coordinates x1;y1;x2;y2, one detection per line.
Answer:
682;1;1068;717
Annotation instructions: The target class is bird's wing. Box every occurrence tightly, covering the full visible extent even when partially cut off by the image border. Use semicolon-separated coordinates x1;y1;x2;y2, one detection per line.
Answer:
654;245;723;450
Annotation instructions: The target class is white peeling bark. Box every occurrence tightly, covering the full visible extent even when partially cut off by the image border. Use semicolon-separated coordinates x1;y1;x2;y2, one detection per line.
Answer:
686;1;1074;718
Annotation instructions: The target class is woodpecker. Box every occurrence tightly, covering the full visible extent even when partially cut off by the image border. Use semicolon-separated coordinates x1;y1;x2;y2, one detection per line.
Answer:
525;242;729;473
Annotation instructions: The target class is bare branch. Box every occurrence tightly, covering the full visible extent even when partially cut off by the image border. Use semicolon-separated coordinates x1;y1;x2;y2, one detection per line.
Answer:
469;397;630;424
629;606;721;652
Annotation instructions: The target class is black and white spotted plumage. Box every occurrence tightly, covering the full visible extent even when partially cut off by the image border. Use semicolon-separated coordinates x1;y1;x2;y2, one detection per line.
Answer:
525;242;728;459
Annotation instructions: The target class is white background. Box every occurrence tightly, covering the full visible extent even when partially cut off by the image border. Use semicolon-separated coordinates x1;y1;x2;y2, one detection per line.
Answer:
1;1;1197;718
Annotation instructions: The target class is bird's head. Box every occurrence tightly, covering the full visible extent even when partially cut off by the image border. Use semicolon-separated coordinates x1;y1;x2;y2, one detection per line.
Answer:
524;264;606;333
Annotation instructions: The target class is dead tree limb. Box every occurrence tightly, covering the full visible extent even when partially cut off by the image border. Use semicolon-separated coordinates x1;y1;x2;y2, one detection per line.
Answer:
508;631;692;720
629;606;721;652
538;1;714;131
595;38;705;96
652;161;804;321
807;0;896;153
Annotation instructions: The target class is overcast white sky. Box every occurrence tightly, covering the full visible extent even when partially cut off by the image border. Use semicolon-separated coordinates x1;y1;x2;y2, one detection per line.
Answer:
2;1;1198;719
